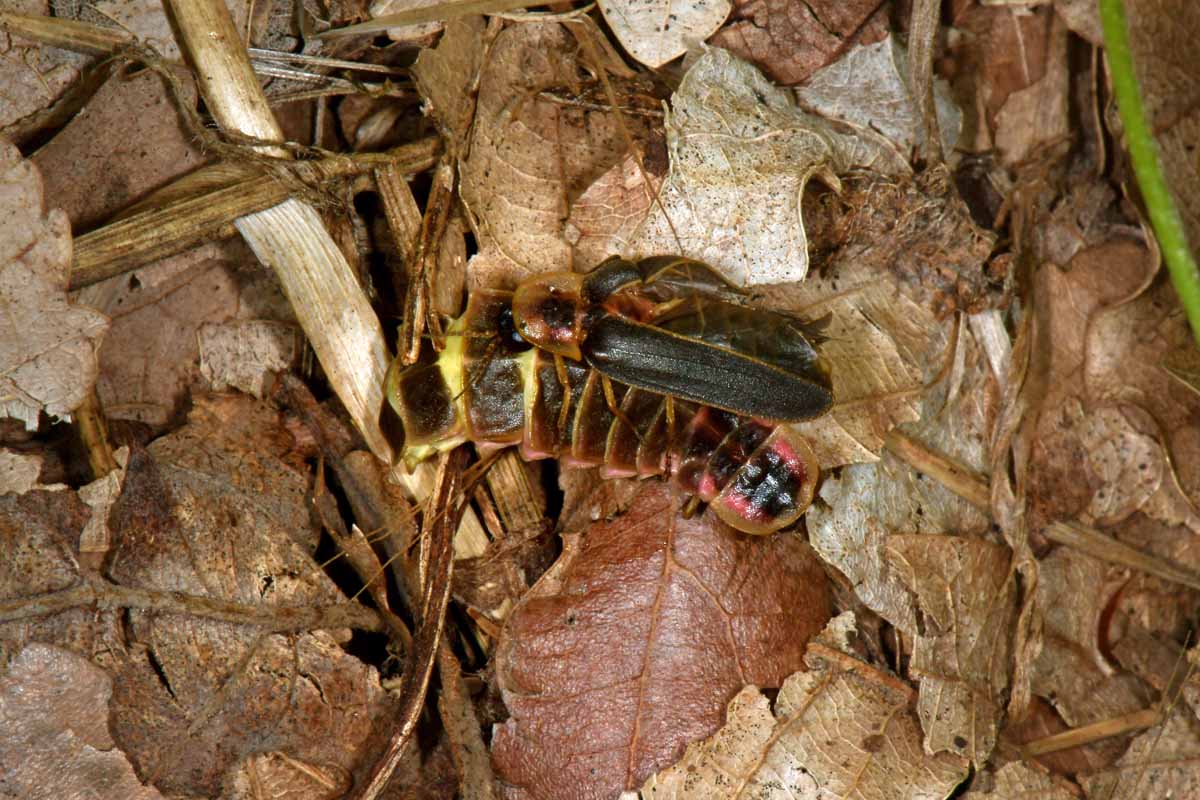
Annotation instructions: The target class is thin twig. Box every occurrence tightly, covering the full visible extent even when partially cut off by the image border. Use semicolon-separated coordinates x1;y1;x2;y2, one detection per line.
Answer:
0;580;384;632
354;448;466;800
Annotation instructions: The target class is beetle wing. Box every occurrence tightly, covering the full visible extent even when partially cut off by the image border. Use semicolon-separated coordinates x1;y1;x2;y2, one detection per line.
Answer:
654;299;832;388
582;314;833;422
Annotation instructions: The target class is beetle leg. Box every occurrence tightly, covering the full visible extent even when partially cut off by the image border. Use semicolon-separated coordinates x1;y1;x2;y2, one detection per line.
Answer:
681;494;703;519
601;375;644;445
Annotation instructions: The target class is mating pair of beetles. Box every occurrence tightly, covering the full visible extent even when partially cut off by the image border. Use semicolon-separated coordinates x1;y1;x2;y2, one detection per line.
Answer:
385;255;834;535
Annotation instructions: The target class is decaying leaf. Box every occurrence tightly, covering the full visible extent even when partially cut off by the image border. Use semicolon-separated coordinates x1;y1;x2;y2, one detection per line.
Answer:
491;483;832;799
0;644;163;800
103;396;389;796
639;612;968;798
795;35;963;159
599;0;730;69
0;141;108;430
570;48;909;286
709;0;885;86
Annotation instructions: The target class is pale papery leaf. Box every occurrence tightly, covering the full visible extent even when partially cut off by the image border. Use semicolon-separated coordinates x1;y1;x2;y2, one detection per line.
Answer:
198;320;300;399
0;448;42;495
575;48;908;287
491;482;832;800
795;35;963;159
639;612;968;799
599;0;730;69
885;535;1017;766
0;140;108;430
0;644;164;800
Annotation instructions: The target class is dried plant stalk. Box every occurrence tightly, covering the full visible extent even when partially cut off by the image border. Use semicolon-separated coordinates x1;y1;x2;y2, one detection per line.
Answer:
163;0;488;549
72;140;440;288
0;11;132;55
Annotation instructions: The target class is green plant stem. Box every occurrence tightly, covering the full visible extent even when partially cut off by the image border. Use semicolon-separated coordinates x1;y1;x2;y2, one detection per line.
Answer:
1100;0;1200;347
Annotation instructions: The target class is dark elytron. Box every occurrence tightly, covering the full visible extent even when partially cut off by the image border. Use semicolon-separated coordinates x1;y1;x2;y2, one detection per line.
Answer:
386;256;834;535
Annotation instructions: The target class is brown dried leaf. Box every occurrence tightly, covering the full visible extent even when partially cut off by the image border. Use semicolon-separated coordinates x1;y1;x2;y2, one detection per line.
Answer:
1031;548;1154;763
0;3;90;129
886;535;1017;766
461;22;649;285
947;5;1058;153
1085;273;1200;529
0;490;96;665
710;0;885;86
411;15;484;141
76;243;288;429
578;49;908;286
1125;0;1200;256
599;0;730;68
0;141;108;430
963;761;1079;800
104;396;389;796
993;12;1069;166
0;644;163;800
1078;707;1200;798
1028;239;1155;524
491;482;832;799
93;0;253;62
31;68;205;229
639;613;968;798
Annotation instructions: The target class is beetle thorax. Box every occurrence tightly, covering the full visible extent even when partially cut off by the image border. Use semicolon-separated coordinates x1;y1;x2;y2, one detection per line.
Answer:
512;272;587;360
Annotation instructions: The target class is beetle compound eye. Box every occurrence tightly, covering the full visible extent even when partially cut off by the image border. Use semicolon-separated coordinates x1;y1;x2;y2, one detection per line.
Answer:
497;306;532;352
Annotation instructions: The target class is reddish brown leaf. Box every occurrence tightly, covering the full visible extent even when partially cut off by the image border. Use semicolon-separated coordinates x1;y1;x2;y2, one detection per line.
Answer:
710;0;886;86
491;482;831;799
